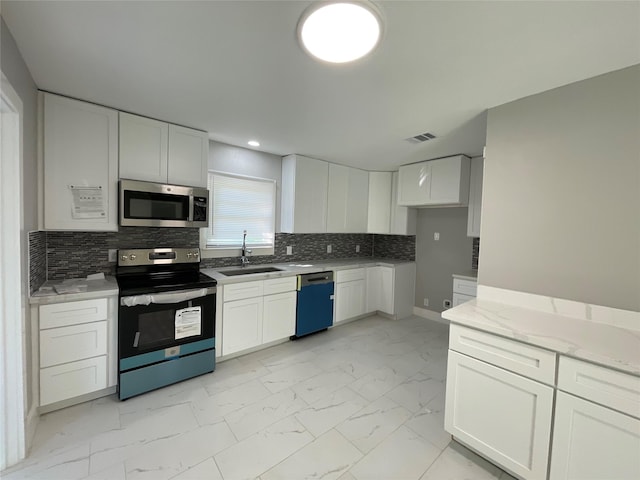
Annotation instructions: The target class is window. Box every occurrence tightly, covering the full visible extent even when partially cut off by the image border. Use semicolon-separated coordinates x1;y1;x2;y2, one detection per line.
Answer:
201;172;276;258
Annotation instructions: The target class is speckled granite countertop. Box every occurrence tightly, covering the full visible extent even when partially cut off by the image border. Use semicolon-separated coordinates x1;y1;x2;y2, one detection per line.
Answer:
203;258;415;285
442;286;640;376
30;276;119;305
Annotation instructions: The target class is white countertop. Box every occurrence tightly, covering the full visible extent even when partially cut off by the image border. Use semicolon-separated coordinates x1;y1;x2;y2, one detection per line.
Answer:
30;276;119;305
203;258;414;285
452;270;478;282
442;286;640;376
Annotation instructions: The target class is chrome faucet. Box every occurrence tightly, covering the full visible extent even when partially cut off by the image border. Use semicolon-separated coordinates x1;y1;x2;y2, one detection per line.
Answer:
241;230;252;267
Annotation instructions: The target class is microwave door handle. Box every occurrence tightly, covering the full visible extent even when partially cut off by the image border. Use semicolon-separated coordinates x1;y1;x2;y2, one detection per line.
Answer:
133;332;140;348
188;195;194;222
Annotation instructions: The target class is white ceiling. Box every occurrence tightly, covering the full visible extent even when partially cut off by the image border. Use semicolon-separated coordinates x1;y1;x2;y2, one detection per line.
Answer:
2;1;639;171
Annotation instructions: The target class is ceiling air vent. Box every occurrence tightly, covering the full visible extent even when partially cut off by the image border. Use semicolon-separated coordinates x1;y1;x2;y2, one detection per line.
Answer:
406;132;436;143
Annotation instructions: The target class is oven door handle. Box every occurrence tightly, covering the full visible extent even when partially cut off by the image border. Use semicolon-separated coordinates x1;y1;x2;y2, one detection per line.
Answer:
120;287;216;307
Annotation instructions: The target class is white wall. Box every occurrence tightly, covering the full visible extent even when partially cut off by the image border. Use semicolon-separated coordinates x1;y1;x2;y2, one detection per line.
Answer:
480;65;640;311
208;140;282;231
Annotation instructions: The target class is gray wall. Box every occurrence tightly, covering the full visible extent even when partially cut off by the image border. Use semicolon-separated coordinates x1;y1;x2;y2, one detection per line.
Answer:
1;16;39;416
480;65;640;311
208;140;282;231
415;207;473;312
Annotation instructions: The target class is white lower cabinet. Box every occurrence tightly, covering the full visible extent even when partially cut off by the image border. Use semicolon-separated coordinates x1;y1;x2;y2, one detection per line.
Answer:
366;263;416;319
335;269;366;323
549;356;640;480
222;297;263;355
36;295;117;411
446;324;555;480
452;277;477;307
263;291;297;344
550;392;640;480
445;350;554;480
221;276;297;356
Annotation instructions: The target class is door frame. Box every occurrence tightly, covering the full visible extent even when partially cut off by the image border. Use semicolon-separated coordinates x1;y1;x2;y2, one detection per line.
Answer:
1;72;27;470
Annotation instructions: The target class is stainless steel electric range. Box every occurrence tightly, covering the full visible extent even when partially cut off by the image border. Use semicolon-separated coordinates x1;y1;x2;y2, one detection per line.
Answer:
115;247;216;400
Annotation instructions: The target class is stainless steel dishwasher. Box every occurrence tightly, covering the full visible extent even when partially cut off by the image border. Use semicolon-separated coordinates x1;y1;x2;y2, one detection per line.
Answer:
293;271;334;338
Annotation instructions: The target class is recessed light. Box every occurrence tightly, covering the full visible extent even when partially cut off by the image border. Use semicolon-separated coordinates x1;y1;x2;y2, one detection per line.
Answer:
248;140;260;147
298;2;383;64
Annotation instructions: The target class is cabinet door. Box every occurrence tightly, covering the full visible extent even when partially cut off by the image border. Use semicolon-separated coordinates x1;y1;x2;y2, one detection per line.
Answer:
335;282;351;323
378;267;394;314
390;172;417;235
366;267;381;313
445;351;553;480
429;156;469;205
222;297;263;356
327;164;349;232
43;93;118;231
467;157;483;237
119;112;169;184
550;392;640;480
281;155;328;233
263;291;297;343
351;279;366;317
452;293;474;307
367;172;392;234
346;167;369;233
397;162;431;206
167;125;208;187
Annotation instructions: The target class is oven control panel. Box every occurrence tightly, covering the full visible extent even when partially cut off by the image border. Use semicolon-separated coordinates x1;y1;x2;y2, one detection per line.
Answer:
118;248;200;266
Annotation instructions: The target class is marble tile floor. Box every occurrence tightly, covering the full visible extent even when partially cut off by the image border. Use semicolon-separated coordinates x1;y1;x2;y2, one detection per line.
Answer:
3;315;517;480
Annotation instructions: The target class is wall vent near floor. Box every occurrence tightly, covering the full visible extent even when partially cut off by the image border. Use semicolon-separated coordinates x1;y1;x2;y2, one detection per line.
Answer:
406;132;437;143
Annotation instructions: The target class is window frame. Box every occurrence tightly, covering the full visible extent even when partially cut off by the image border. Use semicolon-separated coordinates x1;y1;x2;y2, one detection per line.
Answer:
200;171;276;259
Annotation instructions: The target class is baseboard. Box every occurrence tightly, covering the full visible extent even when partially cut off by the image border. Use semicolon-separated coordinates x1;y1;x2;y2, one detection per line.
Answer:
413;306;448;325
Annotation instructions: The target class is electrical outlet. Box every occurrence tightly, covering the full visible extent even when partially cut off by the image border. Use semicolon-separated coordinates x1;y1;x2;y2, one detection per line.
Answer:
443;299;452;309
355;244;360;253
327;244;332;253
108;249;117;262
434;232;440;241
423;298;429;307
286;246;293;255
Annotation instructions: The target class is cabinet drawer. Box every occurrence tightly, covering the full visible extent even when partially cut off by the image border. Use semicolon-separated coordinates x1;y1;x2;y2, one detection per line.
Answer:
450;324;556;384
336;268;365;283
40;355;107;406
558;356;640;418
263;276;297;295
40;298;108;329
453;293;475;307
40;321;107;368
453;278;477;296
223;280;264;302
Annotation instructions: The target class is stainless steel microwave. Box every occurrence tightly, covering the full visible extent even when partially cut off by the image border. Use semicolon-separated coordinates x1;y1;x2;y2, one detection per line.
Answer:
119;179;209;228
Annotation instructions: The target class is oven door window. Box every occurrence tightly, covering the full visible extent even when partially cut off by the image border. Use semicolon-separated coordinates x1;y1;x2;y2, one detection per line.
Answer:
123;190;189;221
119;294;215;358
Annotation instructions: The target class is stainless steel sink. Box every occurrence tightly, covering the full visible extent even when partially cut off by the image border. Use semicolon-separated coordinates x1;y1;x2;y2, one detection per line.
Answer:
221;266;284;276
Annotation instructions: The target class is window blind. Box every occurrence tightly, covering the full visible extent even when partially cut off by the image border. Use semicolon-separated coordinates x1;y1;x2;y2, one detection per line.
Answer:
206;172;275;248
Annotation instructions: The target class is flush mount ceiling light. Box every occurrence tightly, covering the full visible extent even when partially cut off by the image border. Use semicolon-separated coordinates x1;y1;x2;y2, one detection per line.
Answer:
297;1;383;63
247;140;260;147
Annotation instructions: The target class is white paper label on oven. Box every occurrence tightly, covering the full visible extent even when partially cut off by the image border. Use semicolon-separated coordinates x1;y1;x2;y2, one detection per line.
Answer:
175;306;202;339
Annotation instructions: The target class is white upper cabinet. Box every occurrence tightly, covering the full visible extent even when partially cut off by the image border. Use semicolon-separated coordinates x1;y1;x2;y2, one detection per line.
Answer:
367;172;392;234
398;155;471;206
467;156;484;237
167;125;209;187
327;164;369;233
119;113;168;184
41;92;118;231
390;171;417;235
281;154;329;233
119;112;208;187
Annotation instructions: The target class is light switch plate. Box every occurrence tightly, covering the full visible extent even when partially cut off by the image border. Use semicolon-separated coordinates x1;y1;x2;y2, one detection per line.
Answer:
327;245;332;253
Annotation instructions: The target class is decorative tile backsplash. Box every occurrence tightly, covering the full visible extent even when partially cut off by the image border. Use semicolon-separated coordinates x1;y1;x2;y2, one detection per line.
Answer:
28;231;47;294
34;229;415;282
372;234;416;261
472;237;480;270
